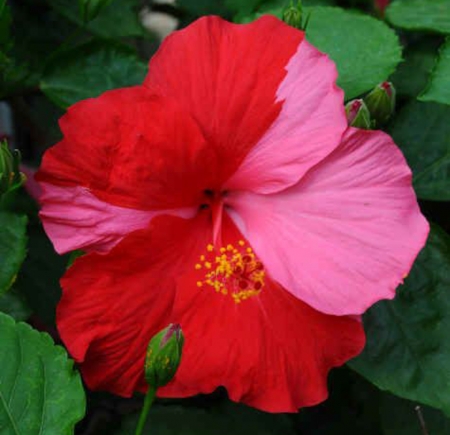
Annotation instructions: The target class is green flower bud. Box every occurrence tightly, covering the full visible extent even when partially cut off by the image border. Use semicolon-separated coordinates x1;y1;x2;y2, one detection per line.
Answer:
364;81;396;126
145;324;184;388
0;140;24;197
282;1;303;29
78;0;112;23
345;99;372;129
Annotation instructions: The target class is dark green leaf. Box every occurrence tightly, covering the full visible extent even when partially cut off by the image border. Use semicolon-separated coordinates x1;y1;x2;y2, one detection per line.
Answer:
389;101;450;201
349;225;450;417
305;7;402;99
386;0;450;34
178;0;230;16
48;0;147;38
390;37;441;98
420;38;450;105
15;218;67;327
119;400;295;435
40;41;147;108
0;313;85;434
0;0;11;48
0;213;27;295
0;288;32;321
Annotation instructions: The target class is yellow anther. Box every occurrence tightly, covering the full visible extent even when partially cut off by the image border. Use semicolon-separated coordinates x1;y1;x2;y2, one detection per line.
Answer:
196;242;265;304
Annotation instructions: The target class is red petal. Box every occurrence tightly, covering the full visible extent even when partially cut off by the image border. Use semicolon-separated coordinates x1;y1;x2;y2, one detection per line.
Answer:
57;213;211;396
58;210;364;411
160;215;365;412
37;86;215;210
144;16;304;183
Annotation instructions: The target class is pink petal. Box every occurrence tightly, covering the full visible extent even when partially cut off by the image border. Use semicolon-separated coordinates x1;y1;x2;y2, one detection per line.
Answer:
226;128;429;315
39;183;196;254
144;15;305;183
225;39;347;194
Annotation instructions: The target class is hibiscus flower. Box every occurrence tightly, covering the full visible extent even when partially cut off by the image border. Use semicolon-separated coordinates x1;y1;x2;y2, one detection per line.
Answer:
36;16;428;412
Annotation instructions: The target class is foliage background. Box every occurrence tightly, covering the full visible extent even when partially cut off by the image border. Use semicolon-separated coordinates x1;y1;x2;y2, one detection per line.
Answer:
0;0;449;434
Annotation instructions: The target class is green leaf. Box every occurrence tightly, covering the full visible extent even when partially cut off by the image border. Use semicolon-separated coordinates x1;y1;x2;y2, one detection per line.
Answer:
119;400;296;435
0;213;27;295
420;38;450;106
0;0;11;48
390;37;440;98
0;313;85;434
0;288;31;321
178;0;230;16
48;0;147;38
237;6;401;99
349;224;450;417
40;41;147;109
14;217;68;327
389;101;450;201
305;7;402;99
386;0;450;35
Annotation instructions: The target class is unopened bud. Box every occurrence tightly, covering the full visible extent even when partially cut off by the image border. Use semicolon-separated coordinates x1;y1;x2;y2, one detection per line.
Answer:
0;140;24;197
282;1;303;29
78;0;112;23
364;81;396;126
345;99;372;129
145;324;184;388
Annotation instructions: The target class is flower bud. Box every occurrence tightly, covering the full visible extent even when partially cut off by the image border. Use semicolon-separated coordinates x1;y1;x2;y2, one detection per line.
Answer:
0;140;24;197
345;99;372;129
364;81;396;126
282;1;303;29
145;324;184;388
78;0;112;23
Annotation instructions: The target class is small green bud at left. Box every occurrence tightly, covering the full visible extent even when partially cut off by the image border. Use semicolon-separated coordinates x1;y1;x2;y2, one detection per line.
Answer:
145;324;184;388
282;1;303;29
345;99;372;129
364;81;396;126
78;0;112;23
0;140;24;197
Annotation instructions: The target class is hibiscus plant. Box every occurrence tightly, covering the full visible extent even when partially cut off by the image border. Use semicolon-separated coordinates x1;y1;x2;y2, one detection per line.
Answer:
0;0;449;434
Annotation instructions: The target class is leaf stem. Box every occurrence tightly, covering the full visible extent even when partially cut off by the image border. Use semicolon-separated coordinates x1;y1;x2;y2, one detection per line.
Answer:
134;386;157;435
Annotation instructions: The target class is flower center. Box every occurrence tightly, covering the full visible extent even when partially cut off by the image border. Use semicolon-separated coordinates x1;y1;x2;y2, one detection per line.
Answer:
195;241;265;304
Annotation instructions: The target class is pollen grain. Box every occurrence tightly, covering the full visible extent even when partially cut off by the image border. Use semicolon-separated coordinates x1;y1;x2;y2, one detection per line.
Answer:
195;240;265;304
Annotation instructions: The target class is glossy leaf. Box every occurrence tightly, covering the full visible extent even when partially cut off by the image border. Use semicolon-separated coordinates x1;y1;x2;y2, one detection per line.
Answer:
349;225;450;417
386;0;450;34
305;7;402;99
0;213;27;295
40;41;147;109
420;38;450;106
236;6;401;99
389;101;450;201
0;313;85;434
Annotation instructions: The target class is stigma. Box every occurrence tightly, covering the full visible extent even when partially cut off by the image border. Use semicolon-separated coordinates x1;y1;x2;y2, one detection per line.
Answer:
194;241;265;304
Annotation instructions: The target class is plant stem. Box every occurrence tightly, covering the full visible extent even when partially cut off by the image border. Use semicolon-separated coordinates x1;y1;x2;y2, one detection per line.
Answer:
134;387;157;435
